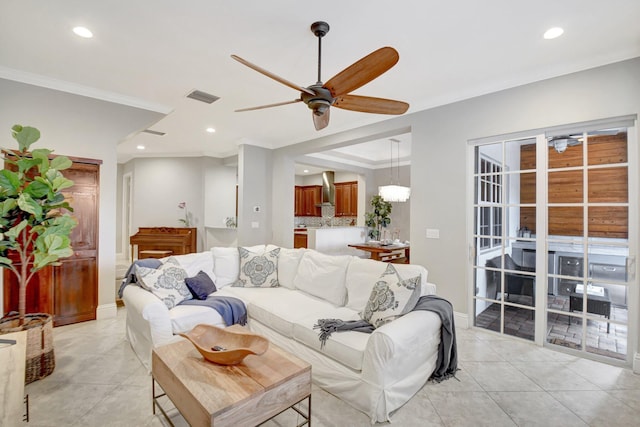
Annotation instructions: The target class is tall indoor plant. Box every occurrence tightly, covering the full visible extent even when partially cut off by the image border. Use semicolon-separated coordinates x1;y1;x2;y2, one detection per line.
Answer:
0;125;76;325
365;195;392;240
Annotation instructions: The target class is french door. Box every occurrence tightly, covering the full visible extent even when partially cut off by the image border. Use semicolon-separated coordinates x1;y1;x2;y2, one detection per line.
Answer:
470;116;637;364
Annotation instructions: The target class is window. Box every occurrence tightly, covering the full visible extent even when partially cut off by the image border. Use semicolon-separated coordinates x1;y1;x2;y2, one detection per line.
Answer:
477;156;502;250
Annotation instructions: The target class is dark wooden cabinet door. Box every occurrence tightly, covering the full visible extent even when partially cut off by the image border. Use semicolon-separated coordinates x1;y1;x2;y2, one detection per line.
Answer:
335;182;357;216
53;258;97;326
3;159;100;326
301;186;322;216
57;161;99;326
294;186;304;216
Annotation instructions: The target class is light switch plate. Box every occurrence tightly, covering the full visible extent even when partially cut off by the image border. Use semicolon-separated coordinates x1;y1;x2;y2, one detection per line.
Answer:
426;228;440;239
251;221;259;228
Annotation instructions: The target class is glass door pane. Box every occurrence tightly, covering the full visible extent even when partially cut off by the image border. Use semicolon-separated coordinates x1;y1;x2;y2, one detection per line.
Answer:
545;128;630;362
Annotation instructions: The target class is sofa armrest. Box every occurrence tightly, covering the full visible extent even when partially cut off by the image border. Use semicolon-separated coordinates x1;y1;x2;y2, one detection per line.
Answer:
122;285;174;346
361;309;441;389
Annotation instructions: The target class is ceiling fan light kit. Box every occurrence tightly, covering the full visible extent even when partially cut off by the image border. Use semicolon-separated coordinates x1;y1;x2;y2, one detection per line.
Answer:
548;135;581;153
232;21;409;130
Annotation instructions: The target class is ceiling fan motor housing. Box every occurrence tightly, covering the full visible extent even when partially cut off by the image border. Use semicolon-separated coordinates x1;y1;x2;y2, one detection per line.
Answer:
302;85;334;115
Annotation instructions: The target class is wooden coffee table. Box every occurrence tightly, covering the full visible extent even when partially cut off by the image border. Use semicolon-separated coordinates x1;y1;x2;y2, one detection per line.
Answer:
152;326;311;426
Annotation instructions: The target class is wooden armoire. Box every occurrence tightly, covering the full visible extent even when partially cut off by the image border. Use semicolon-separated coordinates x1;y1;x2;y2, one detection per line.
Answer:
3;157;101;326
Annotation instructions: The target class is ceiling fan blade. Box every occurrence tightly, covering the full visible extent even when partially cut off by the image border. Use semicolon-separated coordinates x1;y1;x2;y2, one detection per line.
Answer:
231;55;315;96
324;47;399;97
235;99;302;112
333;94;409;115
313;109;330;131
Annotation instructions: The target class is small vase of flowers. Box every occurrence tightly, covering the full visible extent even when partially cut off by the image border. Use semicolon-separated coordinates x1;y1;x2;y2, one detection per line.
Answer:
178;202;191;227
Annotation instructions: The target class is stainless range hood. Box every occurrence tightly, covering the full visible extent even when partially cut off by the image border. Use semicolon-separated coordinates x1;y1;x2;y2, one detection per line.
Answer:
320;171;335;206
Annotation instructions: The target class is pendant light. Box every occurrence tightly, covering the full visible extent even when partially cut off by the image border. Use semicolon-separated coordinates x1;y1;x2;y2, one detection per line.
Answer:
378;138;410;202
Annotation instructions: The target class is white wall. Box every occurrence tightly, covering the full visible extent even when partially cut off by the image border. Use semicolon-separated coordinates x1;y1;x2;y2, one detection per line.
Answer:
0;78;163;317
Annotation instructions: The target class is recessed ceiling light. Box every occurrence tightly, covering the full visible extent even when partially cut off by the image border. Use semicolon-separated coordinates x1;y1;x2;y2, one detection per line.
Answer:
73;26;93;38
543;27;564;40
136;145;145;150
303;169;309;173
206;127;216;133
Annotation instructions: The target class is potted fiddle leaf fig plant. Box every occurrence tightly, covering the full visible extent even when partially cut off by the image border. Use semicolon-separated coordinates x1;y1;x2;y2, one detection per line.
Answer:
0;124;77;383
365;195;392;240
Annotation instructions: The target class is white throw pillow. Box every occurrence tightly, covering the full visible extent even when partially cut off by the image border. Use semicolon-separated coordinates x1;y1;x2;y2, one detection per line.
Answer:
278;248;306;289
344;257;388;312
211;247;239;288
361;263;421;328
232;246;280;288
294;250;351;306
135;257;191;309
173;251;216;283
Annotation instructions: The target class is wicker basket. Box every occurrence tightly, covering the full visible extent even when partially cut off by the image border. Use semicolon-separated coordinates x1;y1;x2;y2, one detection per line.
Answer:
0;313;55;384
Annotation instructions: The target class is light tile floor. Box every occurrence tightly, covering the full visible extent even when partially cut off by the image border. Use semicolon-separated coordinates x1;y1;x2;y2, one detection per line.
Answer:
17;307;640;427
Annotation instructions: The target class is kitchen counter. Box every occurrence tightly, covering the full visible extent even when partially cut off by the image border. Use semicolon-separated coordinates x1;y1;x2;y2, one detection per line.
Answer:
306;226;368;256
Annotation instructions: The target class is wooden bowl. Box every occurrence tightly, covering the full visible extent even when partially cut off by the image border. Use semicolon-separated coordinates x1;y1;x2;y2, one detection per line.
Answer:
179;324;269;365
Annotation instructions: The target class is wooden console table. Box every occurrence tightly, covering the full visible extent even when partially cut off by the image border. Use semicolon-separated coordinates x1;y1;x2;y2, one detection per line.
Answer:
130;227;197;261
348;242;410;263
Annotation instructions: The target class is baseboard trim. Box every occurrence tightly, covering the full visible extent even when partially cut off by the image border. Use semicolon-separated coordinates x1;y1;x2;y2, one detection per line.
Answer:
454;311;469;329
97;303;117;320
634;352;640;374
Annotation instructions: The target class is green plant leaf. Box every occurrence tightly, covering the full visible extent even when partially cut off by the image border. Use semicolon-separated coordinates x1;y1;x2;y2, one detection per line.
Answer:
16;156;41;175
31;149;51;174
25;180;51;199
50;155;72;171
0;198;17;216
0;170;21;194
51;175;74;192
5;219;28;239
17;193;43;218
11;125;40;151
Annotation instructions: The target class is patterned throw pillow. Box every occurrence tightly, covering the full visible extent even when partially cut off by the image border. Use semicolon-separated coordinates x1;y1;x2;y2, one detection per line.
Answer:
361;263;421;328
232;246;280;288
135;257;191;309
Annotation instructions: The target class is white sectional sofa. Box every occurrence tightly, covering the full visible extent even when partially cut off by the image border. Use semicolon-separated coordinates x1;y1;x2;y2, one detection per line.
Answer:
122;245;442;423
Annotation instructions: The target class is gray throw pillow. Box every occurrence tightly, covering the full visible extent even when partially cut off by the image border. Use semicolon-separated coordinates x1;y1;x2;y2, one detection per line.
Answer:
185;270;217;300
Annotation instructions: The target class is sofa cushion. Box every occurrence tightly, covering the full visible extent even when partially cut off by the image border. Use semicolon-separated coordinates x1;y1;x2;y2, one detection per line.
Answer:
242;288;337;337
168;304;227;333
294;250;352;306
185;271;217;300
212;244;265;288
232;246;280;288
135;257;191;309
173;251;216;283
345;258;389;312
361;263;421;328
277;248;306;289
293;307;368;371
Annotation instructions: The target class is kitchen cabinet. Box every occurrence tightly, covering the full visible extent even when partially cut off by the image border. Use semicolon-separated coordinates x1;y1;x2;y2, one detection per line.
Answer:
294;232;308;248
335;181;358;216
294;185;322;217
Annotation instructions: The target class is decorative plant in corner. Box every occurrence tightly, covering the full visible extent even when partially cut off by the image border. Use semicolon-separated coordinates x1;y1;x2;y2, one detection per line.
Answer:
0;125;77;381
365;195;392;240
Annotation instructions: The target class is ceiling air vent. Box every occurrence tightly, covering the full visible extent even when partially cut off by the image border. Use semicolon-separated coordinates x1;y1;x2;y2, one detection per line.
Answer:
186;90;220;104
141;129;166;136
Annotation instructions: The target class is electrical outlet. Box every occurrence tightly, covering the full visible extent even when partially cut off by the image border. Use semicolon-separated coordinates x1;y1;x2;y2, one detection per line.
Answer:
251;221;259;228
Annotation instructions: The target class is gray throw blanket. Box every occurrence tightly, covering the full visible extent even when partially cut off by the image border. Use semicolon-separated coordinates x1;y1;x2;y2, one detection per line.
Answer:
180;296;247;327
118;259;247;327
314;295;458;382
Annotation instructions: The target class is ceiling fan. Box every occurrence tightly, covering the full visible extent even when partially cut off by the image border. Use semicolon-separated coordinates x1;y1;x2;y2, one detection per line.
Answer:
231;21;409;131
547;128;623;153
